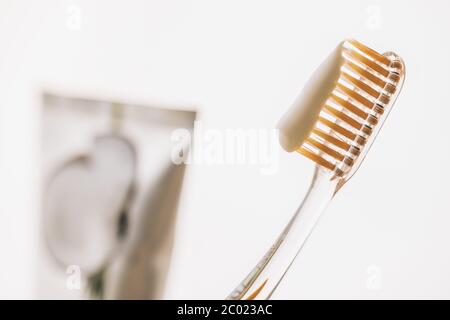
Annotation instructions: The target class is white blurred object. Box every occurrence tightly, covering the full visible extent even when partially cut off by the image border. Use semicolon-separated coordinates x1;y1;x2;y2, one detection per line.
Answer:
44;135;136;274
38;93;196;299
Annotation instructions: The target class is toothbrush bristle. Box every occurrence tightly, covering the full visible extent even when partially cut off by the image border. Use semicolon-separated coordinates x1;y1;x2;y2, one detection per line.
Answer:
297;39;404;177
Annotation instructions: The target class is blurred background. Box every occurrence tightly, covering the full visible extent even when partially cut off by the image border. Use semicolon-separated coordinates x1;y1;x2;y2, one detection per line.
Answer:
1;0;450;299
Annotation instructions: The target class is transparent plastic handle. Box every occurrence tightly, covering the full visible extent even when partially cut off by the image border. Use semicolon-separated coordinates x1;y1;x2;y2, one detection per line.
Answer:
227;167;339;300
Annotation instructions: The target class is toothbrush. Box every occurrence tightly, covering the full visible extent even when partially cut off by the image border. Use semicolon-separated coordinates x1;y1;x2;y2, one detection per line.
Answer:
227;39;405;300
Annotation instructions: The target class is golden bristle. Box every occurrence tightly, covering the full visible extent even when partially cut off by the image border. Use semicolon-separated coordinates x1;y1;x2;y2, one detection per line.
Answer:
305;137;345;161
323;105;363;130
336;83;374;110
331;93;368;120
345;49;390;77
318;116;356;140
348;39;391;66
345;60;386;88
311;128;351;151
297;147;336;171
341;72;381;99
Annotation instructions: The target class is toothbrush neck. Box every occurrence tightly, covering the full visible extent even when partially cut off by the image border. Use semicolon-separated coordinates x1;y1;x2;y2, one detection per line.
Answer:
227;167;338;300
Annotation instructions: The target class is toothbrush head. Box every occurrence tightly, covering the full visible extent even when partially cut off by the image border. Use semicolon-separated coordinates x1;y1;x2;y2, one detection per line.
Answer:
277;39;405;181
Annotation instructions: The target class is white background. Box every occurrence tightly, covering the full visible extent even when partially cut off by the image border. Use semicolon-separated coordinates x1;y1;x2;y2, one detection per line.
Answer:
1;0;450;299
